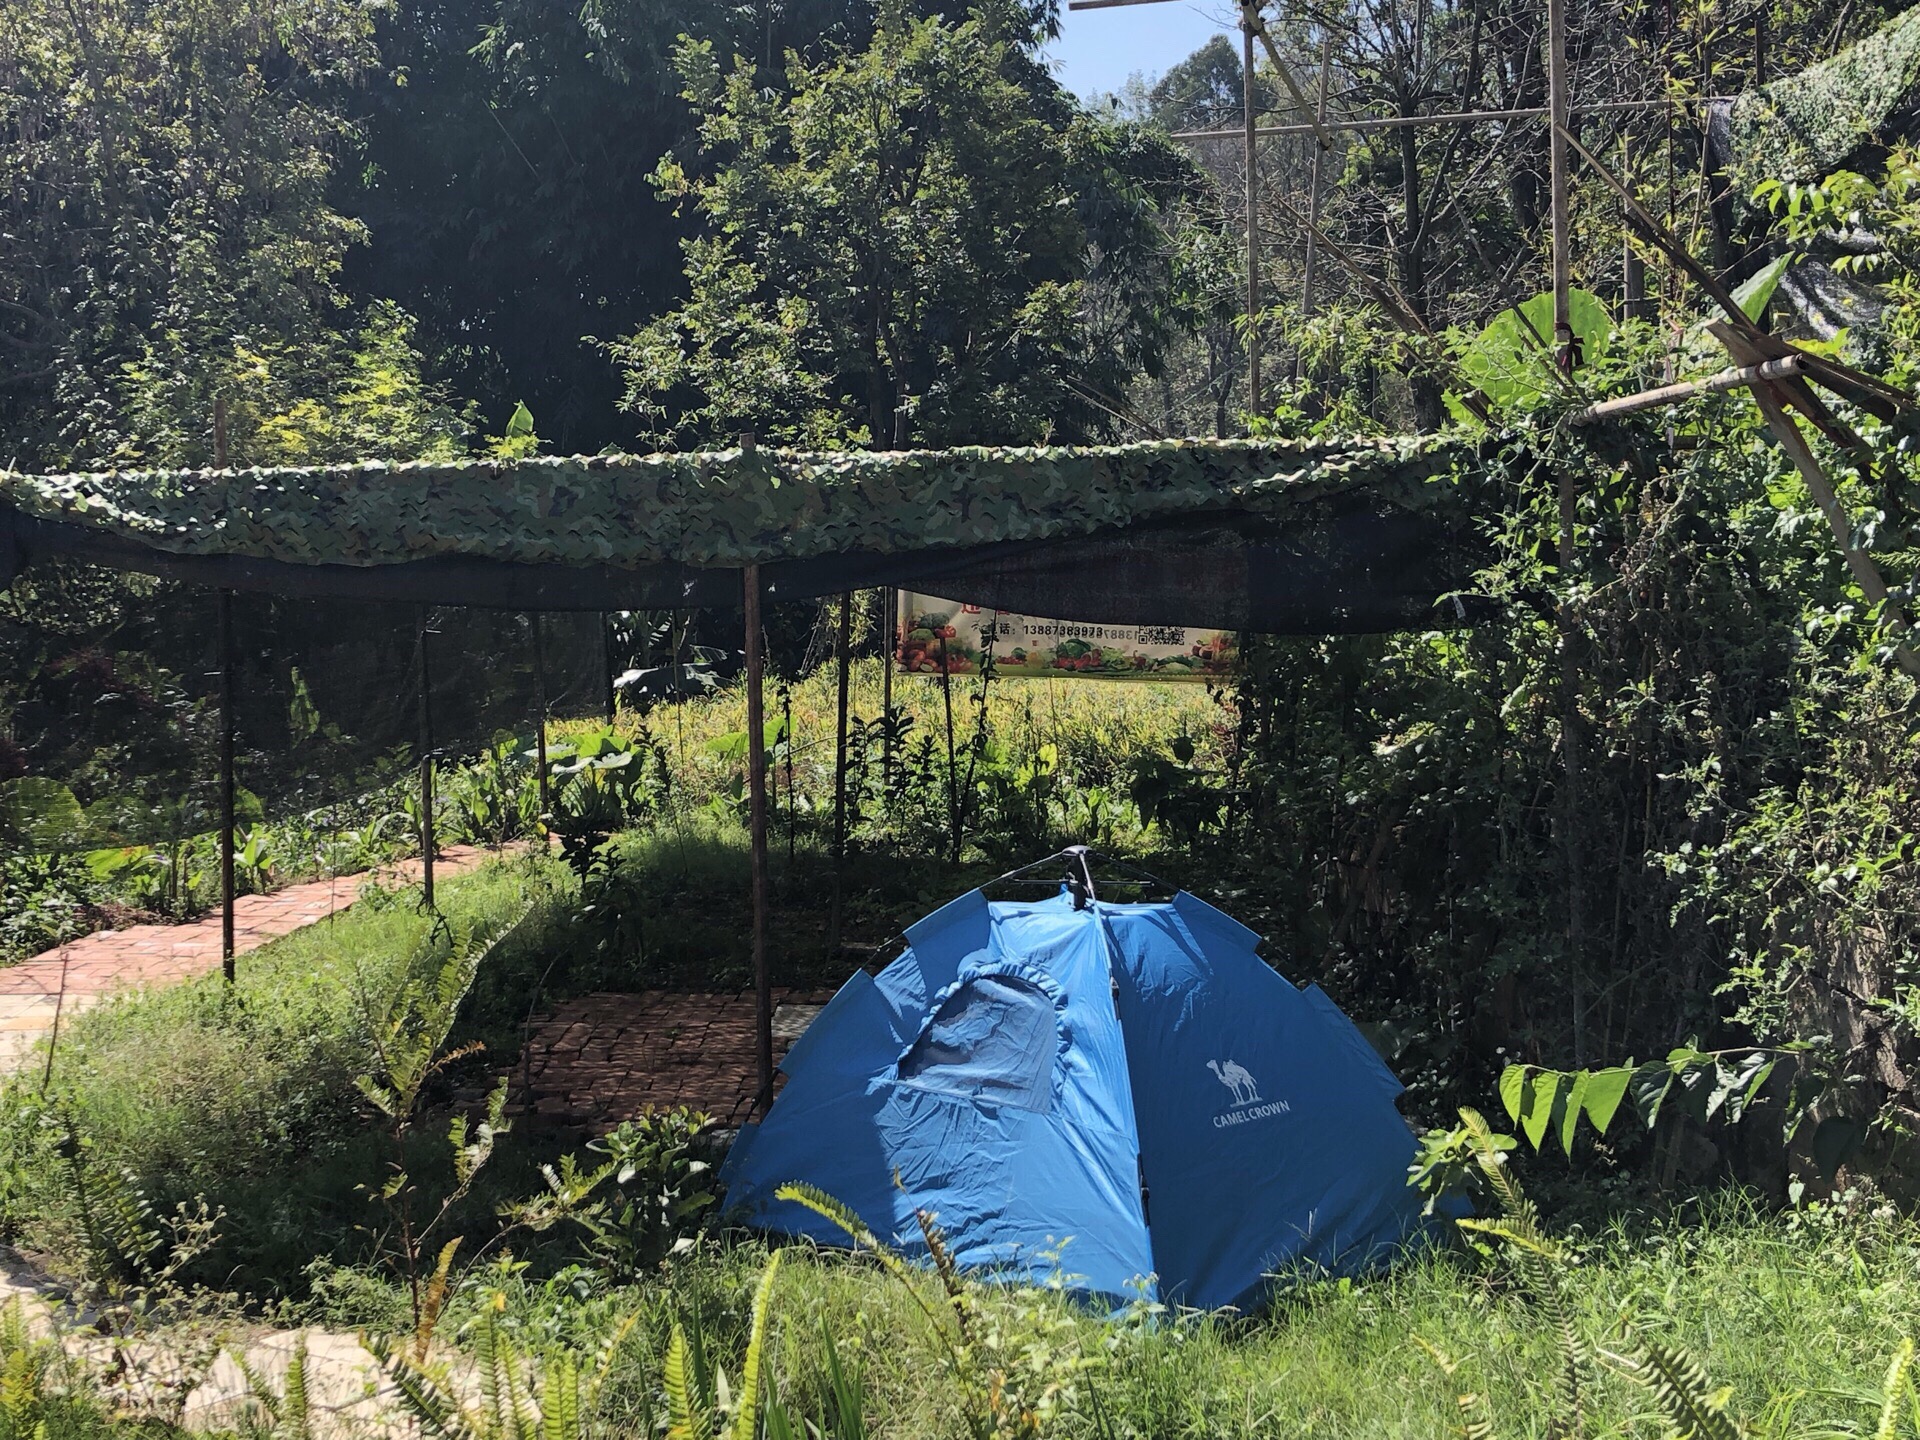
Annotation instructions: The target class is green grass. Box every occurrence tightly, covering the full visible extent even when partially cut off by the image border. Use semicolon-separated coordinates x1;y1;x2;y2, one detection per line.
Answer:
375;1190;1920;1440
3;851;579;1290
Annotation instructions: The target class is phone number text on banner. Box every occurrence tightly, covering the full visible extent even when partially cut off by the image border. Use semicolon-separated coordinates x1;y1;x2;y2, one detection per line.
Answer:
896;595;1237;681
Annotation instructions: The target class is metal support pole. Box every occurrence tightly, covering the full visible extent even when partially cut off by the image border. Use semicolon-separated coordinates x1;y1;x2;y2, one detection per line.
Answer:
219;588;236;981
830;592;852;948
213;397;236;981
1243;17;1263;414
881;588;895;787
601;611;616;721
1548;0;1574;372
417;606;435;909
533;612;551;826
742;433;774;1115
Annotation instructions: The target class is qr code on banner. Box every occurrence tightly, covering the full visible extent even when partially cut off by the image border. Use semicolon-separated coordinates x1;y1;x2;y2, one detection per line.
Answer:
1136;626;1185;646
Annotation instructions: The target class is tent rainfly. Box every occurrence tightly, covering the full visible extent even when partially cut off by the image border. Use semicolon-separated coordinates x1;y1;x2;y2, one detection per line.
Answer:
0;437;1488;632
720;863;1437;1310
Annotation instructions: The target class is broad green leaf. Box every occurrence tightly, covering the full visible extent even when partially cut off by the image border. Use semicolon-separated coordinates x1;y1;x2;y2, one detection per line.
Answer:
1581;1065;1634;1137
1456;288;1612;409
1559;1070;1590;1156
506;401;536;439
1734;1059;1777;1122
1499;1065;1527;1124
1520;1070;1560;1151
1732;254;1792;321
1631;1062;1675;1127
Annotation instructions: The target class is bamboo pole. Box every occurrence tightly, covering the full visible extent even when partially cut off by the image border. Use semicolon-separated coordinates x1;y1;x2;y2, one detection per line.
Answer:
1238;0;1333;151
1169;95;1735;142
1547;0;1573;371
1301;30;1333;322
1706;332;1920;678
741;433;774;1115
1243;17;1262;415
1751;386;1920;678
1568;355;1805;424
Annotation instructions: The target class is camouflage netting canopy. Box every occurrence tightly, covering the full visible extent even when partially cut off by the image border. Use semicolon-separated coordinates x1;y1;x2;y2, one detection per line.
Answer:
0;437;1493;633
1714;4;1920;217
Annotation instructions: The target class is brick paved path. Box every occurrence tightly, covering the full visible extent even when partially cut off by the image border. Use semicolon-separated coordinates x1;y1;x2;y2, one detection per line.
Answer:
521;989;838;1131
0;846;499;1070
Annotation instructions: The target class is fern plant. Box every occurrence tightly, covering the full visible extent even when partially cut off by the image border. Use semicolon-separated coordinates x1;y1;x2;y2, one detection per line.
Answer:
1419;1105;1920;1440
353;907;528;1353
1451;1106;1590;1437
664;1248;782;1440
774;1182;1096;1440
368;1289;643;1440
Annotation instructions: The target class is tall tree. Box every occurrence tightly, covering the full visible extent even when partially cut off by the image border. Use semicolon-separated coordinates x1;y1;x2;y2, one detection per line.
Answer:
0;0;430;470
613;0;1215;448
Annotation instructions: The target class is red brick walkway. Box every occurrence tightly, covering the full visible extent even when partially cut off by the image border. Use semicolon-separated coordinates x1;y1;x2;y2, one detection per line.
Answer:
522;989;839;1131
0;846;501;1068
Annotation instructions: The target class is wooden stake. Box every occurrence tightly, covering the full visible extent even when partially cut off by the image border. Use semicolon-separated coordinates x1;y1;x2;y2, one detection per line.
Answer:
1243;17;1262;415
417;606;435;909
742;434;774;1116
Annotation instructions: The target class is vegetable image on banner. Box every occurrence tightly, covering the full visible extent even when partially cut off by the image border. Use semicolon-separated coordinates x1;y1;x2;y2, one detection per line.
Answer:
896;595;1237;680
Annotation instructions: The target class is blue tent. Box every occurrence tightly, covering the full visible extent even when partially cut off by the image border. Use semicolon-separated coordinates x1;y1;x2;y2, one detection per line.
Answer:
719;868;1434;1310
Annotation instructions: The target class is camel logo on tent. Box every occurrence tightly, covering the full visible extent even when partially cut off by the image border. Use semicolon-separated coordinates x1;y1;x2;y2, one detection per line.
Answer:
1207;1059;1291;1127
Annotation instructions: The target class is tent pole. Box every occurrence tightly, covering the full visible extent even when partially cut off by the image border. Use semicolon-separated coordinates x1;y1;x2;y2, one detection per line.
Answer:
831;591;852;949
213;397;236;982
742;433;774;1115
417;606;435;909
533;612;550;827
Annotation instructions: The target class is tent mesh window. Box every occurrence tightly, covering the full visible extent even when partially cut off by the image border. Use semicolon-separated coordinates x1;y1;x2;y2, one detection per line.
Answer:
898;974;1057;1111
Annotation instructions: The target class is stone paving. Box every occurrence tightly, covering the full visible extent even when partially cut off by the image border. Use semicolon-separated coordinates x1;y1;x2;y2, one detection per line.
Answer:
0;846;498;1071
521;989;838;1131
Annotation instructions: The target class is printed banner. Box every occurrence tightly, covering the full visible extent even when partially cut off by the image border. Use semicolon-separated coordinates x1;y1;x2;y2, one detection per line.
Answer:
896;595;1237;681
